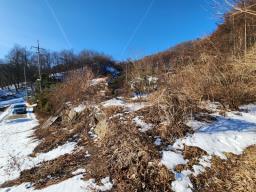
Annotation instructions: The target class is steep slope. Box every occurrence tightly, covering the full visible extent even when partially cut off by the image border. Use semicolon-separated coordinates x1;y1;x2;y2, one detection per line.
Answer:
1;1;256;191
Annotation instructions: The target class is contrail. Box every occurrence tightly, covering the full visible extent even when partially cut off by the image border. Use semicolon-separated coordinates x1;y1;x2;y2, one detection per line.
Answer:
44;0;72;49
121;0;155;57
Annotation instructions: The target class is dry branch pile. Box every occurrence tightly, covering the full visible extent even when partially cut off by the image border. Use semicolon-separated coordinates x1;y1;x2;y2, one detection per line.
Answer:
100;114;173;192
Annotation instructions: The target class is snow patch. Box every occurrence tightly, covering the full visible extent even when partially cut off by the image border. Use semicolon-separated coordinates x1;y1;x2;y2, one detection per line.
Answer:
0;106;12;122
90;77;107;86
72;168;86;175
131;93;148;100
74;104;86;113
0;113;39;184
34;142;76;163
0;97;24;108
0;175;113;192
101;98;146;112
126;103;145;112
172;170;193;192
239;103;256;114
132;116;153;132
185;119;208;131
84;150;91;158
161;103;256;192
161;151;187;170
0;140;76;184
154;137;162;146
0;111;76;184
200;101;222;112
101;98;125;108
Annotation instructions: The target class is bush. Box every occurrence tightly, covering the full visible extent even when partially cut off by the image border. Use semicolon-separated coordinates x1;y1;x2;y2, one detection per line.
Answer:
165;49;256;109
48;68;94;113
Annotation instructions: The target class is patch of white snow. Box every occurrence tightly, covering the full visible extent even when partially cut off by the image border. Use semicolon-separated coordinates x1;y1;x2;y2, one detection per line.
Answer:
72;168;86;175
132;116;153;132
101;98;125;108
101;98;146;112
74;104;86;113
0;112;76;184
161;151;187;170
161;103;256;192
0;97;24;108
0;175;113;192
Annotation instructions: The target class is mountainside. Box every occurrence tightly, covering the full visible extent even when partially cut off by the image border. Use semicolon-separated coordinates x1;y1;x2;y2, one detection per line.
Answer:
0;0;256;192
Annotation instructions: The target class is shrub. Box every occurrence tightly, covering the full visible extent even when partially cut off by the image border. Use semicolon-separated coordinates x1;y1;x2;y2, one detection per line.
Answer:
48;68;94;112
165;48;256;109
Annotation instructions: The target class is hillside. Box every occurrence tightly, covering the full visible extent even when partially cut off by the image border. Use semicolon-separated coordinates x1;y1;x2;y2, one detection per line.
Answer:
134;1;256;73
0;0;256;192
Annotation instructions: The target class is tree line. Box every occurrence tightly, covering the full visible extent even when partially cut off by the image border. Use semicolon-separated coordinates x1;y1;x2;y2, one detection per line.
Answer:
0;45;118;91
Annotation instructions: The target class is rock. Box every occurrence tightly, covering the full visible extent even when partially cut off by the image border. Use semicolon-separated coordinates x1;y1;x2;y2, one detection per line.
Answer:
68;108;77;122
94;119;108;138
94;107;106;122
90;106;108;139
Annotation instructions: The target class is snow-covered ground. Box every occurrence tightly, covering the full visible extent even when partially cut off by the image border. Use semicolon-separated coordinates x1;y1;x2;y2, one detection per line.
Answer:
0;87;29;108
0;98;113;192
0;109;78;184
2;94;255;192
161;103;256;192
0;175;113;192
0;107;12;122
0;112;39;183
0;98;24;108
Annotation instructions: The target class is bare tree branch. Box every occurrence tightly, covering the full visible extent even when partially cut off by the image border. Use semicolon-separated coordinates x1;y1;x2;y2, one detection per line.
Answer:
225;0;256;16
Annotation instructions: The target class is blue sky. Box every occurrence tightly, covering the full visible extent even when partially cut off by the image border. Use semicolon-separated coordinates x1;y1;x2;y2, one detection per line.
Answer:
0;0;226;61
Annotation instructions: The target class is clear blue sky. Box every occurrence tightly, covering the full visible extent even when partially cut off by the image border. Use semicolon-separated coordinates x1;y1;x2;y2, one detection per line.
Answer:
0;0;226;61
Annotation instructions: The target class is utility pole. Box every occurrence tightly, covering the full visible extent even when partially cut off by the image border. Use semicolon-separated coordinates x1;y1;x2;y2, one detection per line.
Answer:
24;49;28;101
24;65;27;100
31;40;45;92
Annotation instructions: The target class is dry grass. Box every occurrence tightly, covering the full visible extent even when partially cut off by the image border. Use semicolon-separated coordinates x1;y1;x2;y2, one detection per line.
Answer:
48;68;94;112
1;106;104;189
31;101;174;192
8;56;256;191
175;146;208;173
100;116;174;192
34;107;93;153
1;151;89;189
165;51;256;109
140;89;195;143
191;145;256;192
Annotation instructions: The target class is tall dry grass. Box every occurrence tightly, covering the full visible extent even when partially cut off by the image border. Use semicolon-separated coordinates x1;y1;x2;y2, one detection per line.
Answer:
49;68;94;111
191;145;256;192
165;49;256;109
145;46;256;143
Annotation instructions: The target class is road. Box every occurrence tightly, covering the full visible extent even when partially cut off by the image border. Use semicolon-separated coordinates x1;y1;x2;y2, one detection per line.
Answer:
0;99;39;184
